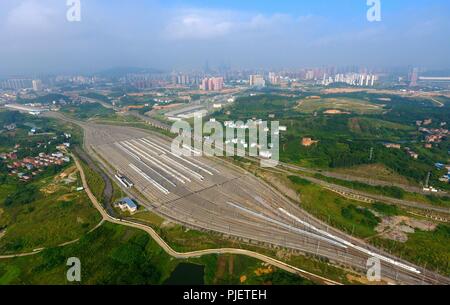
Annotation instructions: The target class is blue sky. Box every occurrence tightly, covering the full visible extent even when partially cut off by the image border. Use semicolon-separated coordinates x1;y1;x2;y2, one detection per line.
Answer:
1;0;449;75
165;0;445;14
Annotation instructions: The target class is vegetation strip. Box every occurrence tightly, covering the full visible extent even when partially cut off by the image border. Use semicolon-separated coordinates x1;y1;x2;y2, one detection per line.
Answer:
72;153;342;285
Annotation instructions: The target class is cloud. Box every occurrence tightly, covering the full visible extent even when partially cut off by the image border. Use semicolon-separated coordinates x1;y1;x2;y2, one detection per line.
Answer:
310;26;387;47
5;0;59;32
0;0;449;75
247;13;293;29
164;9;236;40
164;8;313;40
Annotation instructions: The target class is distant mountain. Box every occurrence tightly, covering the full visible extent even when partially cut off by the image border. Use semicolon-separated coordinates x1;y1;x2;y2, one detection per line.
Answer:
96;67;165;78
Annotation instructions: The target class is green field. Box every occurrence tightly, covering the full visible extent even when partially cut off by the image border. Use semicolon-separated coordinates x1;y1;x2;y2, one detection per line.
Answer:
0;111;101;255
0;109;345;284
61;103;115;121
373;224;450;276
265;171;450;276
76;143;335;284
284;175;380;238
0;165;102;255
0;111;83;153
79;161;106;204
296;97;385;114
0;222;314;285
214;92;449;189
314;173;450;208
127;209;356;284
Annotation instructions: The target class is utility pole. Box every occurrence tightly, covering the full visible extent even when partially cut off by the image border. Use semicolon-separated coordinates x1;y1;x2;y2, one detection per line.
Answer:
425;171;431;188
369;147;374;161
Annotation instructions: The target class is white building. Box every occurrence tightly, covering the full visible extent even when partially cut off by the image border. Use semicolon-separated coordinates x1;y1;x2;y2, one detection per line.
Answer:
249;75;266;87
32;80;43;91
117;197;138;213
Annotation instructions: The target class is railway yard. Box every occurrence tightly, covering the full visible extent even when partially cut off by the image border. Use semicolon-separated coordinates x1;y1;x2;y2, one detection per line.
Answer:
77;121;450;285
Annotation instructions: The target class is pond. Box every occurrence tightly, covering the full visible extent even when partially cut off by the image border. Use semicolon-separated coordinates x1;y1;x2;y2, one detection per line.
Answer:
164;263;205;285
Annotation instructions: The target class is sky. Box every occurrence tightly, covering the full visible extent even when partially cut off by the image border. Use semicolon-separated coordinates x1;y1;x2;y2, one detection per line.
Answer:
1;0;450;76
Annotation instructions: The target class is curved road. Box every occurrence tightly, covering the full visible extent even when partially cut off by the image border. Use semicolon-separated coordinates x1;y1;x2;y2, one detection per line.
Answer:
41;111;448;284
0;154;340;285
72;154;342;285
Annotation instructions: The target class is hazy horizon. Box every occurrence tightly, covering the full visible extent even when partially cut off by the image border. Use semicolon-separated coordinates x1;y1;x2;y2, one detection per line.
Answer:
1;0;450;76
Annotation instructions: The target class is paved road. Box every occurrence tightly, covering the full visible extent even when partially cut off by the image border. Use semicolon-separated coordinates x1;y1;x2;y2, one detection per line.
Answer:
2;154;338;285
127;110;449;198
77;95;448;198
72;152;341;285
278;161;448;197
86;124;449;284
128;111;172;131
74;146;118;217
0;220;105;259
221;147;450;215
266;163;450;215
44;112;450;285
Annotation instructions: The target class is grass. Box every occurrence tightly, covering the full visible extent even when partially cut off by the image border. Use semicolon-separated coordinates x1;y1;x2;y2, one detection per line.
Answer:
61;103;115;121
260;169;450;277
372;224;450;276
331;163;417;187
111;179;126;203
350;117;414;131
73;150;348;284
92;113;143;124
130;211;244;252
371;202;400;216
285;175;380;238
127;211;359;284
0;222;315;285
0;166;102;255
199;254;315;285
0;223;173;284
131;211;165;227
296;97;384;114
79;161;105;204
313;173;450;207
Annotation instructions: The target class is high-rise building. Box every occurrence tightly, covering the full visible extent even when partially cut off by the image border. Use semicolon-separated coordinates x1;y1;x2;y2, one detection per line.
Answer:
32;79;43;91
410;68;419;87
359;75;365;86
321;73;376;87
200;78;208;91
249;75;266;87
0;79;32;90
200;77;224;91
212;77;224;91
269;72;281;85
305;70;315;80
177;74;190;85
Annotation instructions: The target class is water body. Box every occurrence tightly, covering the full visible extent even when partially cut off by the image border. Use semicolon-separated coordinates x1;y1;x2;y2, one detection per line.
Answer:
164;263;205;285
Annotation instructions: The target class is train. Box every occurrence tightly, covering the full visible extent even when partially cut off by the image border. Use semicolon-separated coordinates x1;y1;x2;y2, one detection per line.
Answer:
115;172;134;188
